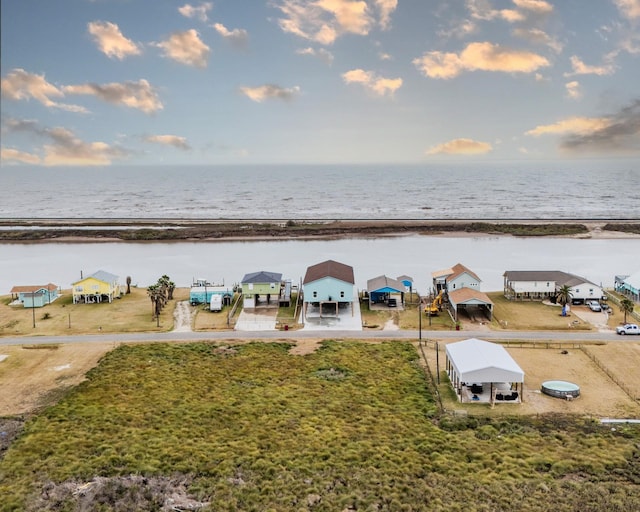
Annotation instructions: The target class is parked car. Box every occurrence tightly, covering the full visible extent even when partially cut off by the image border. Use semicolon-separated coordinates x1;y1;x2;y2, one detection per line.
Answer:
588;301;602;312
616;324;640;335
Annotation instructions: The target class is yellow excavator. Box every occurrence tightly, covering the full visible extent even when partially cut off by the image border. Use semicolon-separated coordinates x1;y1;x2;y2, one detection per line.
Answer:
425;290;443;315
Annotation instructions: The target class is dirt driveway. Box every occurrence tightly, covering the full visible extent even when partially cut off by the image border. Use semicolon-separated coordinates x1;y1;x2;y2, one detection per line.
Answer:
570;306;613;332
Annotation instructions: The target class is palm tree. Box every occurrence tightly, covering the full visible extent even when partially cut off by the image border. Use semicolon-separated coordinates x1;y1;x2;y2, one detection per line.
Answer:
126;276;132;294
167;281;175;300
555;285;573;306
620;298;635;324
147;284;160;318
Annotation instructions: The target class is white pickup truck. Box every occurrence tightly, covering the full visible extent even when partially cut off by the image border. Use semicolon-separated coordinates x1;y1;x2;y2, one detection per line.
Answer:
616;323;640;335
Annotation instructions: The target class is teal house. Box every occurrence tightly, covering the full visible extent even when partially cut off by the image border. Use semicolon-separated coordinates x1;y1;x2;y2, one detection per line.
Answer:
10;283;60;308
241;271;282;308
616;271;640;302
303;260;355;318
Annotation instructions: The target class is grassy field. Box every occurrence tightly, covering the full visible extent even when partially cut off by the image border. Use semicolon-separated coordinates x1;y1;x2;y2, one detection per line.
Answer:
488;292;593;330
1;341;639;511
0;288;189;336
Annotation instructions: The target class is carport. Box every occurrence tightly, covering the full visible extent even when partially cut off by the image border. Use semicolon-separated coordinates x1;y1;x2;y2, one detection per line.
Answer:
447;288;493;322
445;338;524;404
366;275;405;309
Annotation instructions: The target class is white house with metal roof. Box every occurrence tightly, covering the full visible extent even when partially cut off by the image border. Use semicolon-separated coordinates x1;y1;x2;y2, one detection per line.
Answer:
503;270;603;303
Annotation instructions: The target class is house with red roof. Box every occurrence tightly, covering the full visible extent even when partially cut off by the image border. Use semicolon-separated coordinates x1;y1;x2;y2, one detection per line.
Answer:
10;283;60;308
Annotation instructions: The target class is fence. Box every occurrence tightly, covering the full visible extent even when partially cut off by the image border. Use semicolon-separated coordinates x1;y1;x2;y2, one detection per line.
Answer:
604;291;640;323
581;345;638;401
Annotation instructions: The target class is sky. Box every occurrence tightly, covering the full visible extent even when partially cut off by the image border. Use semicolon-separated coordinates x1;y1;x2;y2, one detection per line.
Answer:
1;0;639;166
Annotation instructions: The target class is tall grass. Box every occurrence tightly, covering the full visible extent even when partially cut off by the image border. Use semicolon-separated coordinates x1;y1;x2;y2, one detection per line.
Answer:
0;342;638;511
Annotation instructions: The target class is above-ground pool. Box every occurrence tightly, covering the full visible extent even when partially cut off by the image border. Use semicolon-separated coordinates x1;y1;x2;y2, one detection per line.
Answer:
541;380;581;399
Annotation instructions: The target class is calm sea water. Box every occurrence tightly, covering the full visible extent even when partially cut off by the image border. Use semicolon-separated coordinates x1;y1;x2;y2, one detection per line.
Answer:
1;162;638;220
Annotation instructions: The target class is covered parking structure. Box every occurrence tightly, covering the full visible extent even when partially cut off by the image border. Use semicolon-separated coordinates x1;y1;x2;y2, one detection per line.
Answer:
447;288;493;322
366;275;405;309
445;338;524;404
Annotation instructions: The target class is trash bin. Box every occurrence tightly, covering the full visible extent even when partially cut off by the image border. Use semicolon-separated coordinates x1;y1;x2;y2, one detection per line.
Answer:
284;324;289;331
455;324;460;331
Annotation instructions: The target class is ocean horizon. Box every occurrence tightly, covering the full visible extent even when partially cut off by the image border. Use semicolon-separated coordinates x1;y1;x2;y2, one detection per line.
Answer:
1;162;638;221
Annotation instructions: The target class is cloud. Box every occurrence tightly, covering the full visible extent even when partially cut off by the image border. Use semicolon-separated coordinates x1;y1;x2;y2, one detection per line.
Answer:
565;55;616;76
413;41;550;79
512;28;562;53
155;30;210;67
1;68;87;112
342;69;402;97
525;117;611;136
42;127;127;166
296;46;335;64
274;0;398;44
426;138;493;155
512;0;553;15
1;118;127;166
466;0;524;22
239;84;301;102
0;147;41;165
144;134;191;150
213;23;249;48
614;0;640;20
87;21;141;60
525;101;640;152
565;81;582;100
375;0;398;29
63;79;163;114
560;99;640;153
467;0;552;22
178;2;213;22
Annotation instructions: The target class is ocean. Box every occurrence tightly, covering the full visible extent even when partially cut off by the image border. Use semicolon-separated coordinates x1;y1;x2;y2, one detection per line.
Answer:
1;162;638;220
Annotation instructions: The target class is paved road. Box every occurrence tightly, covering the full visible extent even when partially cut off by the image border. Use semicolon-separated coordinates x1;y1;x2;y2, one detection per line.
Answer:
0;328;626;346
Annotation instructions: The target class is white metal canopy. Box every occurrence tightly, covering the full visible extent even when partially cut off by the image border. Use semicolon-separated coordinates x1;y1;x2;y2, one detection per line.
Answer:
446;338;524;383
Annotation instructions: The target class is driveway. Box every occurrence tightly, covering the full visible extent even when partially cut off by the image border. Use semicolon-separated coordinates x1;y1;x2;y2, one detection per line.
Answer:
235;308;278;331
570;306;613;332
300;302;363;331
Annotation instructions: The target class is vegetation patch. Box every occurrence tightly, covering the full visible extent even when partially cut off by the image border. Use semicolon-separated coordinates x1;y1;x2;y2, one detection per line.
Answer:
1;341;638;511
315;366;350;380
603;223;640;235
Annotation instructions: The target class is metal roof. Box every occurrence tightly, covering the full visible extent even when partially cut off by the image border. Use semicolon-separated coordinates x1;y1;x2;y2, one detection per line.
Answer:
503;270;597;287
241;271;282;284
72;270;119;284
446;338;524;383
367;275;405;293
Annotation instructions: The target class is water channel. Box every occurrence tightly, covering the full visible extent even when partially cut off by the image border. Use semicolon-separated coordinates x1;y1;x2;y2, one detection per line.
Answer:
1;235;638;295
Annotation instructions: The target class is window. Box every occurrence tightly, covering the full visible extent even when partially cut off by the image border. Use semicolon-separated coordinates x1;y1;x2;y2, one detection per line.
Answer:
92;285;99;290
76;286;83;292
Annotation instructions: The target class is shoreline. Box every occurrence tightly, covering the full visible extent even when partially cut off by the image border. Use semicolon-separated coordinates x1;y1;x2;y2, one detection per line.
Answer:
1;218;639;242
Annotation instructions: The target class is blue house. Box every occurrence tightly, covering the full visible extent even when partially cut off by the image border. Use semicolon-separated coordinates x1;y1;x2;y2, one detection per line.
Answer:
189;279;234;306
616;271;640;302
10;283;60;308
303;260;355;318
367;275;405;308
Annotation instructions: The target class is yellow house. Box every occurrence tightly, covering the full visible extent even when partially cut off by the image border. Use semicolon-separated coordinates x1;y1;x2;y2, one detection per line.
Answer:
72;270;121;304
